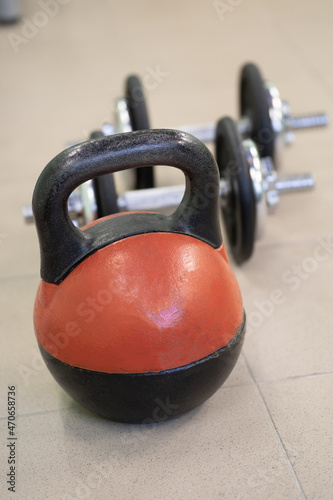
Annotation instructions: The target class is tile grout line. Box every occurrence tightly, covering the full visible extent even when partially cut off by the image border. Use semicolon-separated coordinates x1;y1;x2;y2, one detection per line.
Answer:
0;406;75;421
243;353;307;500
254;236;333;253
257;371;333;385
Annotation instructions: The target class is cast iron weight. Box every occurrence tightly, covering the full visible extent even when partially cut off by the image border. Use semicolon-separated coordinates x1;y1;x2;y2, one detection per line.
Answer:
23;119;315;256
22;132;314;242
33;129;246;423
60;63;324;221
111;118;315;264
117;117;315;264
171;62;328;169
125;118;314;265
22;66;318;227
29;118;312;264
215;116;315;263
67;63;328;170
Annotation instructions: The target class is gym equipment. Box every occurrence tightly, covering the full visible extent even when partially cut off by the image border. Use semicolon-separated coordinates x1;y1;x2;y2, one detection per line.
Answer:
215;116;314;263
97;117;316;264
33;129;246;423
23;65;319;251
24;116;315;264
58;63;324;222
170;62;328;169
66;62;328;171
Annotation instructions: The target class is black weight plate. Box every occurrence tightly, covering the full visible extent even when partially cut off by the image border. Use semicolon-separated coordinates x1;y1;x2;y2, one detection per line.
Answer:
240;63;274;159
125;75;154;189
215;117;256;264
90;130;119;217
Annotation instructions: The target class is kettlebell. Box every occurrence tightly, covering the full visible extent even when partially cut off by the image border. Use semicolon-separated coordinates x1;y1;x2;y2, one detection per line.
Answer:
33;129;246;423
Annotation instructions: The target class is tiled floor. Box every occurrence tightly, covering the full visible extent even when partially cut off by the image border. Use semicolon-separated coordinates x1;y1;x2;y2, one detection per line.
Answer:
1;1;332;499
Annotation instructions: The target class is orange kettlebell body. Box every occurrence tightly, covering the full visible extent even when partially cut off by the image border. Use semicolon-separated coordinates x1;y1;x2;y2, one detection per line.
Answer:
33;130;246;423
35;228;244;375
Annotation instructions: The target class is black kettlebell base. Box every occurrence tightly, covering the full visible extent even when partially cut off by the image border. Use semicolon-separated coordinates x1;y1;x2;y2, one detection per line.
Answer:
38;315;245;424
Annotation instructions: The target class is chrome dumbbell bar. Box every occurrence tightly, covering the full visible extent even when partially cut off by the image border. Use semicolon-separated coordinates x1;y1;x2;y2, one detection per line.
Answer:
22;168;314;223
69;64;329;174
163;64;329;170
23;121;315;265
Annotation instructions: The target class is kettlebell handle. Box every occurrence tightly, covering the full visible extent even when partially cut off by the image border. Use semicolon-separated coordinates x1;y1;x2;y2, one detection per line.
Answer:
33;129;222;284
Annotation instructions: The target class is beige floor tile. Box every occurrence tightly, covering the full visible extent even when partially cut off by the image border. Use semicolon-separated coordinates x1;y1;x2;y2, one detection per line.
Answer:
0;229;39;280
234;240;333;382
260;374;333;500
261;0;333;86
0;276;76;418
0;384;302;500
0;180;40;279
250;136;333;247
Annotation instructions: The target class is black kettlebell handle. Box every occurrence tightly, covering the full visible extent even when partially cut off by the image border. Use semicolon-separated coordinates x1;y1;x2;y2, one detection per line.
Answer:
33;129;222;284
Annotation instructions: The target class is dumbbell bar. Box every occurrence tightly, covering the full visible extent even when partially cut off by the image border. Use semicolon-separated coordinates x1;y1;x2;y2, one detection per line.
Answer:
67;62;329;183
99;63;328;174
23;120;315;263
68;63;327;189
22;169;313;223
172;111;329;147
168;63;329;169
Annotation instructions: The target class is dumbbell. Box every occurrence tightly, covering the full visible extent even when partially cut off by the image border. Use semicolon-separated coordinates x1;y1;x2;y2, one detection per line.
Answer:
66;63;325;217
68;62;328;171
117;117;315;264
23;65;314;246
123;119;314;264
168;62;328;169
215;116;316;263
23;122;314;263
101;63;327;176
34;117;311;264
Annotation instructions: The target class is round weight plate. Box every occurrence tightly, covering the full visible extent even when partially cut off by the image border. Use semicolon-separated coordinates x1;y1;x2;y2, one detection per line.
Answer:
240;63;274;159
90;130;119;216
215;117;256;264
125;75;154;189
